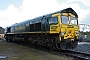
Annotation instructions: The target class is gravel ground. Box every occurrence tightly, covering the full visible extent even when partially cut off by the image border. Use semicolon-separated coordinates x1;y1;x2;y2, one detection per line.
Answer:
0;40;73;60
69;42;90;54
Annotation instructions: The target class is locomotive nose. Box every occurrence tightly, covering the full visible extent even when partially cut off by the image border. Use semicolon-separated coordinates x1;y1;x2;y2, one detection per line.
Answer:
63;28;75;41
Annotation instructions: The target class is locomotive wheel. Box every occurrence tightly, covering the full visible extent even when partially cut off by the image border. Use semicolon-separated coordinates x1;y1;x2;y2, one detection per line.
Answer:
6;37;9;42
67;41;78;49
24;36;29;44
60;42;67;50
13;37;15;42
6;36;11;42
54;38;61;50
72;41;78;48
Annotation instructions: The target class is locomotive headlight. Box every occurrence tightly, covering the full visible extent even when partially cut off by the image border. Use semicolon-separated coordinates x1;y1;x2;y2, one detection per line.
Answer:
76;31;79;36
62;32;66;36
76;31;79;34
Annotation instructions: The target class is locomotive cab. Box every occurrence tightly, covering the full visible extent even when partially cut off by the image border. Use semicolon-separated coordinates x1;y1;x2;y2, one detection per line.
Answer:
49;8;79;50
60;13;79;41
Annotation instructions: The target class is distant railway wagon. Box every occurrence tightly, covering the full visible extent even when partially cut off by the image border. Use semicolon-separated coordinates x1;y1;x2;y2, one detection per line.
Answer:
4;8;79;50
0;27;4;38
0;27;4;34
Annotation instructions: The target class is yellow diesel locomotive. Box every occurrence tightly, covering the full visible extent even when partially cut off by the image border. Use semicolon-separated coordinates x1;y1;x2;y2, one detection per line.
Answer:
4;8;79;50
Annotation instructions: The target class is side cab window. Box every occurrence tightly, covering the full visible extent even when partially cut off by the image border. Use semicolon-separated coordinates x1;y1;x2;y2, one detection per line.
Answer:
49;17;58;25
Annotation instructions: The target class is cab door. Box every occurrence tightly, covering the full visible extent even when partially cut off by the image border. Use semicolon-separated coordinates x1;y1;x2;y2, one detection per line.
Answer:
25;21;30;32
42;17;49;32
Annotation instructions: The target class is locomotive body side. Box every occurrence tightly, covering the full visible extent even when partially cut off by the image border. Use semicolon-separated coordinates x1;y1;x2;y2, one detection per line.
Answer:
4;8;79;50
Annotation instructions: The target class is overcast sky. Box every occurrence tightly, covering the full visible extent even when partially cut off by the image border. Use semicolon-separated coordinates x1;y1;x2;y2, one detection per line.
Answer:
0;0;90;31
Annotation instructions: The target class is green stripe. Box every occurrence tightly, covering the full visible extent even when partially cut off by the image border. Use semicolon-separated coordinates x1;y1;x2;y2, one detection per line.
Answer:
6;31;50;34
67;25;74;28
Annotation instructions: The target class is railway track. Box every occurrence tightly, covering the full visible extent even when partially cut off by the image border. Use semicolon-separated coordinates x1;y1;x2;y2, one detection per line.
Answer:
25;42;90;60
61;50;90;60
7;40;90;60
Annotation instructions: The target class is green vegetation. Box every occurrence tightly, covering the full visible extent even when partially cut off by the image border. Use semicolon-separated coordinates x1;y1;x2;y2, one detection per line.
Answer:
80;31;90;35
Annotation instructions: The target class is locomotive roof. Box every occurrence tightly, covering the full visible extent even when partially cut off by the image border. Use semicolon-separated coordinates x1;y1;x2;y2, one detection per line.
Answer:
23;7;78;21
9;7;78;27
61;7;78;17
30;7;78;20
44;7;78;18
